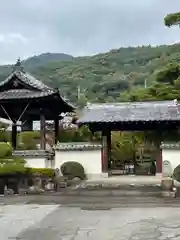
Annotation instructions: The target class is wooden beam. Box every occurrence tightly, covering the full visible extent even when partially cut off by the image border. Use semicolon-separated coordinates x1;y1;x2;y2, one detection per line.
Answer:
86;122;180;132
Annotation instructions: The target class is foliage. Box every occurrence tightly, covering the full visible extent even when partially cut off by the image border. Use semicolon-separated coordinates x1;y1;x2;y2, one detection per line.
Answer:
77;94;87;109
58;126;93;142
164;12;180;27
0;142;26;175
18;131;40;150
156;63;180;85
173;164;180;182
117;60;180;103
23;53;73;69
61;161;86;180
0;142;12;158
1;44;180;102
0;123;10;142
0;156;26;175
26;168;54;177
111;132;139;162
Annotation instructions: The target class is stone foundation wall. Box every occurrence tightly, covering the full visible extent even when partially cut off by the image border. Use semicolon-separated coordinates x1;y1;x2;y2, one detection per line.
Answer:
55;142;102;180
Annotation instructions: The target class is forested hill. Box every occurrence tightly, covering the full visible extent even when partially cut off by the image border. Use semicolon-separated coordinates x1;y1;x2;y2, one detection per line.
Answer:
0;44;180;102
22;52;73;69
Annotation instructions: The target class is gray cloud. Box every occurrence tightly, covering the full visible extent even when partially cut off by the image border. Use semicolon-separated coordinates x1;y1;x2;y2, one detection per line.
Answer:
0;0;179;64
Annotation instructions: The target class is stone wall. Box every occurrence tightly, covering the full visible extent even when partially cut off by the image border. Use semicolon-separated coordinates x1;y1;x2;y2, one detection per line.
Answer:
54;142;102;179
162;142;180;171
13;150;55;169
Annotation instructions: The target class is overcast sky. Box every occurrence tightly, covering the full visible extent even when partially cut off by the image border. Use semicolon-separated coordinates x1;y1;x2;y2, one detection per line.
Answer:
0;0;179;64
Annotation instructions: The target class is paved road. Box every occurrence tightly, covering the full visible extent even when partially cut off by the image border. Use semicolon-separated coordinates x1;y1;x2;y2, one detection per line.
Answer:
0;203;180;239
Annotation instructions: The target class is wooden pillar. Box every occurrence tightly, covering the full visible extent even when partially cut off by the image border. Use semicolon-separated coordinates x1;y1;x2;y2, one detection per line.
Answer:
107;130;111;170
12;124;17;149
156;148;162;174
156;131;163;174
40;112;46;149
21;120;33;132
132;135;136;175
54;117;59;145
101;129;111;173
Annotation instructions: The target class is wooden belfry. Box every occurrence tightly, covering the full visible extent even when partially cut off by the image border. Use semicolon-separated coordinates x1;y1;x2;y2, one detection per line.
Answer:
0;59;74;149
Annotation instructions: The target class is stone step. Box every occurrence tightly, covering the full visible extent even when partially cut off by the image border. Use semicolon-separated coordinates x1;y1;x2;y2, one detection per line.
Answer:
58;191;161;197
25;195;180;206
73;185;161;191
50;187;162;197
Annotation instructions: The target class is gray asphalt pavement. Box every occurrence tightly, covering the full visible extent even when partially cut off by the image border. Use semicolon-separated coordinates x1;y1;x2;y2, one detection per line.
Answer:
0;204;180;240
0;195;180;239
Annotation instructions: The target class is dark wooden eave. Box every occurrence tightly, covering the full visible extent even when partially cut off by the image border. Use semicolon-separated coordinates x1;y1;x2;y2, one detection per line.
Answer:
0;89;74;119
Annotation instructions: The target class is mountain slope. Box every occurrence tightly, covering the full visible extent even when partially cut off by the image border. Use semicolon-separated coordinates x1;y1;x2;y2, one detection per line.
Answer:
0;44;180;102
31;44;180;101
23;52;73;69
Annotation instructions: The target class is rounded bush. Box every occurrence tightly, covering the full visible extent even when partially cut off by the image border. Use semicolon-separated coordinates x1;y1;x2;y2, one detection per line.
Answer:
173;164;180;182
0;156;26;175
19;131;40;150
60;161;86;180
0;142;12;158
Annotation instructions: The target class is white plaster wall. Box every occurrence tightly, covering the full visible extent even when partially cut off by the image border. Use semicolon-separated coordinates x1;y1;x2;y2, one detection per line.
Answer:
162;149;180;171
24;157;52;169
55;150;102;179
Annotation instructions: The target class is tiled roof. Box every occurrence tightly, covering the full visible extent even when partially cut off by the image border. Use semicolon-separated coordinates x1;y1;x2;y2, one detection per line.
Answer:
55;142;102;151
0;89;55;100
13;150;54;158
77;100;180;124
161;142;180;149
0;70;51;91
0;65;75;110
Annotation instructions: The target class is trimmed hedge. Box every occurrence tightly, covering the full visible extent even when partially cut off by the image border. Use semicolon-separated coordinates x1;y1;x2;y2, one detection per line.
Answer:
0;166;54;177
0;143;25;175
0;142;12;158
61;161;86;180
18;131;40;150
0;142;54;177
26;168;54;177
0;156;26;175
173;164;180;182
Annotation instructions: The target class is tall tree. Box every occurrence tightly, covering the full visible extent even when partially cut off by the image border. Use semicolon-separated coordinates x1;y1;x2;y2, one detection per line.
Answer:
164;12;180;27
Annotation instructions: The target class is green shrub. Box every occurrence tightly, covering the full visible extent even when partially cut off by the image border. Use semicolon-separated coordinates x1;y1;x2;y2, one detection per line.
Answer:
0;142;12;158
173;164;180;182
0;156;26;175
61;161;86;180
19;131;40;150
26;168;54;177
0;128;10;142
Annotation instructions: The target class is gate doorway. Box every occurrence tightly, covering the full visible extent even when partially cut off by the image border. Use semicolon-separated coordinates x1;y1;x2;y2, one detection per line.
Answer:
109;142;157;176
109;160;135;175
